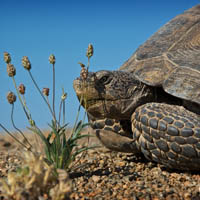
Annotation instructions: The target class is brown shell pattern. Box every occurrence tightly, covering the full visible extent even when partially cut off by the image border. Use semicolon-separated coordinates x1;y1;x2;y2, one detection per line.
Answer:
120;5;200;104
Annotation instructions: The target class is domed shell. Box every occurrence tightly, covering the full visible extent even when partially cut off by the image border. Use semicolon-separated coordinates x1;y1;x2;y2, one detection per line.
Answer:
120;5;200;105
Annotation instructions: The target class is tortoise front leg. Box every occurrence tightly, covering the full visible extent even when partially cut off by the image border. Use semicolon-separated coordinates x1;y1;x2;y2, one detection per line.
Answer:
132;102;200;170
90;118;140;153
95;129;138;153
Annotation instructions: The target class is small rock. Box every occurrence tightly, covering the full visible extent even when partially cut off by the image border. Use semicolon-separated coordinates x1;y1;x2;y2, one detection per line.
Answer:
118;161;126;167
184;192;191;199
92;175;100;183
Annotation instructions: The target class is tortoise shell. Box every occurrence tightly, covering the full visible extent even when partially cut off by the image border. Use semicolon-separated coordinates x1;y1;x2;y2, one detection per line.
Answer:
120;5;200;105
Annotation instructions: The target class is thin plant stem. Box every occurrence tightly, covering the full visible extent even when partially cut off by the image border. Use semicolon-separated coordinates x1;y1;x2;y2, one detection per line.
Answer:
61;87;66;126
30;123;50;150
52;63;56;123
87;57;90;72
22;94;31;117
72;103;82;135
63;99;65;126
71;93;87;136
72;94;83;133
12;77;30;120
28;70;56;123
82;110;87;124
81;86;88;125
58;100;63;127
11;104;32;149
0;123;30;150
46;96;58;129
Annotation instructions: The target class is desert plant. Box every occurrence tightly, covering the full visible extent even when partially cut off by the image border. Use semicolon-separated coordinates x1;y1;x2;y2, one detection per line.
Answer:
1;44;95;172
0;44;96;199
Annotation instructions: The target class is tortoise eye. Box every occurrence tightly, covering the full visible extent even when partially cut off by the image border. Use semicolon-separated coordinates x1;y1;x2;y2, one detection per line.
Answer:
99;75;109;84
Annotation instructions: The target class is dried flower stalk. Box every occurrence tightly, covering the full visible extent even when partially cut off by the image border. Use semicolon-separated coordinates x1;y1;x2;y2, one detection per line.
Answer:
22;56;31;70
4;52;11;64
43;88;50;96
86;43;94;59
49;54;56;64
7;91;17;104
18;84;26;95
49;54;57;127
7;64;16;77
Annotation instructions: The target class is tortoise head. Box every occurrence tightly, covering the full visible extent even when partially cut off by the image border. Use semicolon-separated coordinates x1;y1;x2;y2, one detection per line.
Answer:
73;70;153;120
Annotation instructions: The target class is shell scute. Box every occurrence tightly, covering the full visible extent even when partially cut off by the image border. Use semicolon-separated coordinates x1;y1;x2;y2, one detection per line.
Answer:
120;5;200;104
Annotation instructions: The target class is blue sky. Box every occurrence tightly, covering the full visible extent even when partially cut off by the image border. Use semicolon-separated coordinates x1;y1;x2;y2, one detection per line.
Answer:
0;0;199;131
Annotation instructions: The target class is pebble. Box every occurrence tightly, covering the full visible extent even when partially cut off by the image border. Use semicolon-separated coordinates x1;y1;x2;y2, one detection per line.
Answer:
92;175;100;183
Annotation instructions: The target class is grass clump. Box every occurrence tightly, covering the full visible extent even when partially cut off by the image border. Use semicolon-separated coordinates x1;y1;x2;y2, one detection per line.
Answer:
0;44;95;199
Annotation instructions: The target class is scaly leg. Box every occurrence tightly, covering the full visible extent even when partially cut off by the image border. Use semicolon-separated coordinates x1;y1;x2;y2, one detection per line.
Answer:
132;102;200;170
90;117;140;154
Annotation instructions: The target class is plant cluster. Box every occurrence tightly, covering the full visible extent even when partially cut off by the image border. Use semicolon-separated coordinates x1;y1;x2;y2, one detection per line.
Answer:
0;44;95;199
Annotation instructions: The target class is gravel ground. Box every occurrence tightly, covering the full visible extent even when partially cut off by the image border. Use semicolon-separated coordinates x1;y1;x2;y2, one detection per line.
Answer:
0;134;200;200
70;149;200;200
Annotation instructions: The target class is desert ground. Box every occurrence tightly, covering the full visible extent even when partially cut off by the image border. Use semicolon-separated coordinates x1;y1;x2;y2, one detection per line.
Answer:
0;129;200;200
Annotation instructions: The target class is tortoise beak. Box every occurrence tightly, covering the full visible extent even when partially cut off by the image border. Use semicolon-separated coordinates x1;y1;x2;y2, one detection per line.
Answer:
73;76;100;102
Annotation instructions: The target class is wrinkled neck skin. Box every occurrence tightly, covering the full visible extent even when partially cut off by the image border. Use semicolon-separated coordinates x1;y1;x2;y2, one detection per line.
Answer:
88;83;154;120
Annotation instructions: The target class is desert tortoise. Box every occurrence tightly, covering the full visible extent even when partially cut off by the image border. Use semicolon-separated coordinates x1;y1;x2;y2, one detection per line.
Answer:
73;5;200;170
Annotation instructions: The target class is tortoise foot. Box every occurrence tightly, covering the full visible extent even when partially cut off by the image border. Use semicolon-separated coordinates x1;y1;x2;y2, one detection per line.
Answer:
95;129;140;153
89;117;140;153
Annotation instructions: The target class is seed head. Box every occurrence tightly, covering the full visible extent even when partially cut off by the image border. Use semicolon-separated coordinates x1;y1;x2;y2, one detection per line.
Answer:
61;92;67;100
18;84;26;95
29;119;35;127
78;62;85;68
86;43;94;59
49;54;56;64
78;62;88;80
4;52;11;64
7;64;16;77
7;91;16;104
22;56;31;70
43;88;50;96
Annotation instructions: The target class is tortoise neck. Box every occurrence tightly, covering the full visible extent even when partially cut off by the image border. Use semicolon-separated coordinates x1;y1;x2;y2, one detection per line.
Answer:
153;87;182;106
